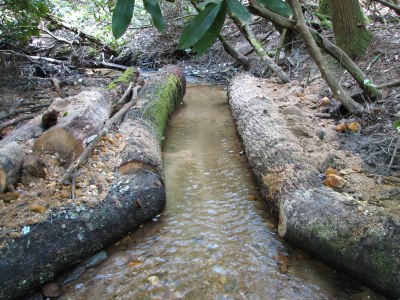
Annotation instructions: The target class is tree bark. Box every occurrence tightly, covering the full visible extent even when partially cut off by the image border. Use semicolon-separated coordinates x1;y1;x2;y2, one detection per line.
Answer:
228;74;400;300
288;0;364;114
34;89;113;165
118;66;186;178
330;0;372;58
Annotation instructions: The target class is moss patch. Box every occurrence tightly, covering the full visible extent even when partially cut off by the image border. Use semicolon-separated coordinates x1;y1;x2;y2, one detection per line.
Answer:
106;67;137;90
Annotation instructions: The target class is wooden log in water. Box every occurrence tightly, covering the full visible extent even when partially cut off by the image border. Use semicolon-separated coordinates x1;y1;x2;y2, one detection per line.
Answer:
0;66;185;299
118;65;186;178
228;73;400;299
0;170;165;300
34;89;112;164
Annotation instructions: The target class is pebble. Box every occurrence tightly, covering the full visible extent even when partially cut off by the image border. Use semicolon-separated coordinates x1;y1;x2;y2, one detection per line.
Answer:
315;129;325;140
41;282;62;298
9;232;21;239
147;275;160;286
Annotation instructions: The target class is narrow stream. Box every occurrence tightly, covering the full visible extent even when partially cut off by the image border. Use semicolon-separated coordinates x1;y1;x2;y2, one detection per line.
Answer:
61;85;383;300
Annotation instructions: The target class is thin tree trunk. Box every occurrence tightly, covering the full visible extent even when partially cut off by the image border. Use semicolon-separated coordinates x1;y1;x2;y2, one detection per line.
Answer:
229;13;290;83
287;0;364;114
330;0;372;58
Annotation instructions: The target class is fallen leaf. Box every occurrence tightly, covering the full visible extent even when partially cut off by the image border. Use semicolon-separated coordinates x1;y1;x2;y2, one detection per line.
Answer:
0;192;19;203
325;167;337;176
324;174;346;189
320;97;330;106
127;261;142;267
347;121;360;132
29;204;46;213
336;123;347;132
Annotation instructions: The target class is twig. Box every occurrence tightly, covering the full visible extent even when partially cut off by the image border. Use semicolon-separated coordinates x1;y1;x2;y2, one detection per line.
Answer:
40;27;73;46
0;104;50;121
0;113;39;131
387;136;400;174
377;78;400;89
61;85;142;185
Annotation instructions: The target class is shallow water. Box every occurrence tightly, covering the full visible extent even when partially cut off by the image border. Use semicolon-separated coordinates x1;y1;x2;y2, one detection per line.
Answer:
60;85;383;300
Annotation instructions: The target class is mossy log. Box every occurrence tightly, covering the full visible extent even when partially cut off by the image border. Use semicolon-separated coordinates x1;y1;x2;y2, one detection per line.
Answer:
0;170;165;300
34;89;112;164
228;74;400;299
118;65;185;177
0;65;185;299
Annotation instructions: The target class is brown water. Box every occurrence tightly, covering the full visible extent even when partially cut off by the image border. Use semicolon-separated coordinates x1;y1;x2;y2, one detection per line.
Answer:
60;85;383;300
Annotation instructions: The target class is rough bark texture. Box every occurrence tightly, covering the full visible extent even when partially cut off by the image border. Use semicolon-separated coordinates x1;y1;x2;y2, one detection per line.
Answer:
0;66;185;300
228;74;400;299
0;170;165;300
0;142;27;192
34;89;112;164
330;0;372;58
118;66;186;178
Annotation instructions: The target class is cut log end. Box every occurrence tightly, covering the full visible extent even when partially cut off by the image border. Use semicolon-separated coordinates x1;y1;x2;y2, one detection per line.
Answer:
119;161;160;177
34;128;84;163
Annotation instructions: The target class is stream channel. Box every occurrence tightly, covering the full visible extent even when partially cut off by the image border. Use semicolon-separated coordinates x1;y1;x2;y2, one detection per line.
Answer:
60;84;383;300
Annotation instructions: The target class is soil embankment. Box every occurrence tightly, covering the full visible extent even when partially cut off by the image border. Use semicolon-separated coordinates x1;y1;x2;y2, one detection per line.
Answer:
0;66;185;300
228;73;400;299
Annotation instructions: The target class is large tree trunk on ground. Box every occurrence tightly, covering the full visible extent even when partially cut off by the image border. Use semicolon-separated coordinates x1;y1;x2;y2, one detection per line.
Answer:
34;89;112;164
118;66;186;178
228;74;400;299
330;0;372;58
0;170;165;300
0;66;185;300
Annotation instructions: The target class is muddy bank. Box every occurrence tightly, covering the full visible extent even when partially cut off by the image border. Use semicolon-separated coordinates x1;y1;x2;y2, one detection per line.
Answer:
0;67;185;300
228;73;400;299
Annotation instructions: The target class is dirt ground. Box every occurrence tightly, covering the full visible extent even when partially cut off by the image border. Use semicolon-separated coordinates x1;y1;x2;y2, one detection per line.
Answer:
0;9;399;273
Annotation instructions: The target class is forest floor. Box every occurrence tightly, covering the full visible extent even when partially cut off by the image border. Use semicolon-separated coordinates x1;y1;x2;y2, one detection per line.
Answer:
0;12;399;297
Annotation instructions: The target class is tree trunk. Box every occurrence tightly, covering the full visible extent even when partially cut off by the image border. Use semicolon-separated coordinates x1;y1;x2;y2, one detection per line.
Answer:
318;0;331;15
0;65;185;300
228;74;400;300
330;0;372;58
288;0;364;114
118;66;186;178
34;89;112;165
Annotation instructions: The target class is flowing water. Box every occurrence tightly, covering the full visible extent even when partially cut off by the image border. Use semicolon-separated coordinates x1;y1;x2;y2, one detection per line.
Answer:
60;85;383;300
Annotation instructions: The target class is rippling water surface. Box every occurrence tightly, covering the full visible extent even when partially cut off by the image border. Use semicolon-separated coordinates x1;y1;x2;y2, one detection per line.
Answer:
61;85;383;300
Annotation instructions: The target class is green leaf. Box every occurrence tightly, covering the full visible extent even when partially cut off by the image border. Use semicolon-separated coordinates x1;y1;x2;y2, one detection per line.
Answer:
393;120;400;129
193;2;227;56
198;0;222;10
179;2;222;49
143;0;166;32
255;0;292;18
112;0;135;39
224;0;250;21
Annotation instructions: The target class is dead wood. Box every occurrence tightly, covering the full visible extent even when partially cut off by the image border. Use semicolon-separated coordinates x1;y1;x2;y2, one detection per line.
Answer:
0;113;39;131
46;15;118;55
0;104;50;121
61;85;142;185
34;89;113;164
0;142;29;193
118;66;186;178
229;74;400;299
287;0;364;114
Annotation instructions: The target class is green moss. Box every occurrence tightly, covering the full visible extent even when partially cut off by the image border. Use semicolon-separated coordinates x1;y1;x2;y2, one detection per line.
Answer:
106;67;136;90
144;74;183;141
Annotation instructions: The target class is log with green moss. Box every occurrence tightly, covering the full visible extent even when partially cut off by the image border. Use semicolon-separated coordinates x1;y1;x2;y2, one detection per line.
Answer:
0;65;185;300
118;65;186;178
228;74;400;299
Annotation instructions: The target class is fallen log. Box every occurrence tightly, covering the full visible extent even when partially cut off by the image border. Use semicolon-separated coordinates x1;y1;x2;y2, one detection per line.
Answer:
228;74;400;299
118;65;186;178
0;65;186;299
34;89;112;164
0;170;165;300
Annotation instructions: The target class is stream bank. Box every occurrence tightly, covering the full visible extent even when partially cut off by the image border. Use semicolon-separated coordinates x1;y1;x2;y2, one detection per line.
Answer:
0;67;185;300
228;73;400;299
